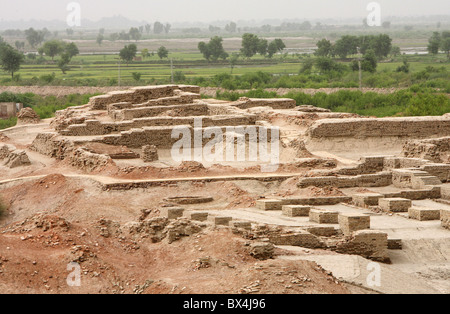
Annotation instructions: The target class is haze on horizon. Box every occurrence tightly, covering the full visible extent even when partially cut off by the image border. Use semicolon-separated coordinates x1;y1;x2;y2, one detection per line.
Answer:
1;0;449;24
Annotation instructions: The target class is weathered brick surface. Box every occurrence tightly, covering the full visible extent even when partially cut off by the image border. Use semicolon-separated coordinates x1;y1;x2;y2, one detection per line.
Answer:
309;209;339;224
441;209;450;229
352;193;384;207
338;214;371;236
282;205;310;217
256;199;283;211
379;198;412;213
334;230;390;263
408;207;441;221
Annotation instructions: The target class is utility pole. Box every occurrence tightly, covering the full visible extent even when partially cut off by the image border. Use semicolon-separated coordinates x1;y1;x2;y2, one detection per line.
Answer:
170;58;174;84
118;58;121;87
115;57;121;87
357;47;362;90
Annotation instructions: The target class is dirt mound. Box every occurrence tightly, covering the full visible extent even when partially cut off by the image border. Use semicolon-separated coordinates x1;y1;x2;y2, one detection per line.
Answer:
16;107;40;125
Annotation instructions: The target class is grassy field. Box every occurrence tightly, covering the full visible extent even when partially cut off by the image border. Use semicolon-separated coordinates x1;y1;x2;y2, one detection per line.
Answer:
1;51;449;86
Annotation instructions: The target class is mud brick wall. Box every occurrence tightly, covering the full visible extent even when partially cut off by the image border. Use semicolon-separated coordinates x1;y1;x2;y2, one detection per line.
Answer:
308;116;450;139
89;85;200;111
391;169;430;188
0;144;31;168
30;133;75;160
408;207;440;221
337;156;387;175
402;137;450;163
441;209;450;229
334;230;389;263
114;104;209;121
268;231;324;249
383;157;429;170
232;98;296;110
62;115;258;137
420;164;450;182
383;187;441;201
281;196;353;206
442;186;450;200
31;133;114;172
98;126;276;149
338;214;371;236
67;148;113;172
297;172;392;188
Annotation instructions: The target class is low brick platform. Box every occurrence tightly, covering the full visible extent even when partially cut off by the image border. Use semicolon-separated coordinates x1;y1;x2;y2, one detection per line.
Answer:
256;199;283;211
229;221;252;230
268;231;323;249
309;209;339;224
184;211;209;222
379;198;412;212
352;193;384;207
408;207;441;221
338;213;371;236
208;216;232;226
307;226;338;237
282;205;311;217
160;207;184;219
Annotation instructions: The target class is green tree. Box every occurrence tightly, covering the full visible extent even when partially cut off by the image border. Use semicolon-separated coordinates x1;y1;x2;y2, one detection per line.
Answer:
164;24;171;34
119;44;138;65
129;27;142;41
154;22;164;34
352;49;377;73
145;24;151;34
440;31;450;59
58;53;71;74
315;39;333;57
131;72;142;81
333;35;359;58
25;28;45;48
300;58;314;74
198;36;228;62
315;57;339;73
0;44;24;79
157;46;169;59
257;39;268;56
396;59;410;73
390;46;402;57
42;40;65;61
267;39;286;58
241;33;260;58
225;22;237;33
428;32;441;55
65;42;79;59
229;53;239;74
96;33;104;46
141;48;150;59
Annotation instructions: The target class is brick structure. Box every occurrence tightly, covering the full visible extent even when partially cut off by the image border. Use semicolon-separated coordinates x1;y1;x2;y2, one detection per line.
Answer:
256;199;283;211
282;205;310;217
441;209;450;229
353;193;384;207
379;198;412;213
309;209;339;224
160;207;185;220
338;213;371;236
408;207;441;221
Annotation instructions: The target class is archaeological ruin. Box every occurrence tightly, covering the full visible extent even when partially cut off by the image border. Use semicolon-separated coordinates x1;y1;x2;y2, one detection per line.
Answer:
1;84;450;294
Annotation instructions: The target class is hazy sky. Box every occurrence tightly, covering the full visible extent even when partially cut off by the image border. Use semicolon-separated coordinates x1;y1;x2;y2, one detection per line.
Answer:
1;0;449;22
